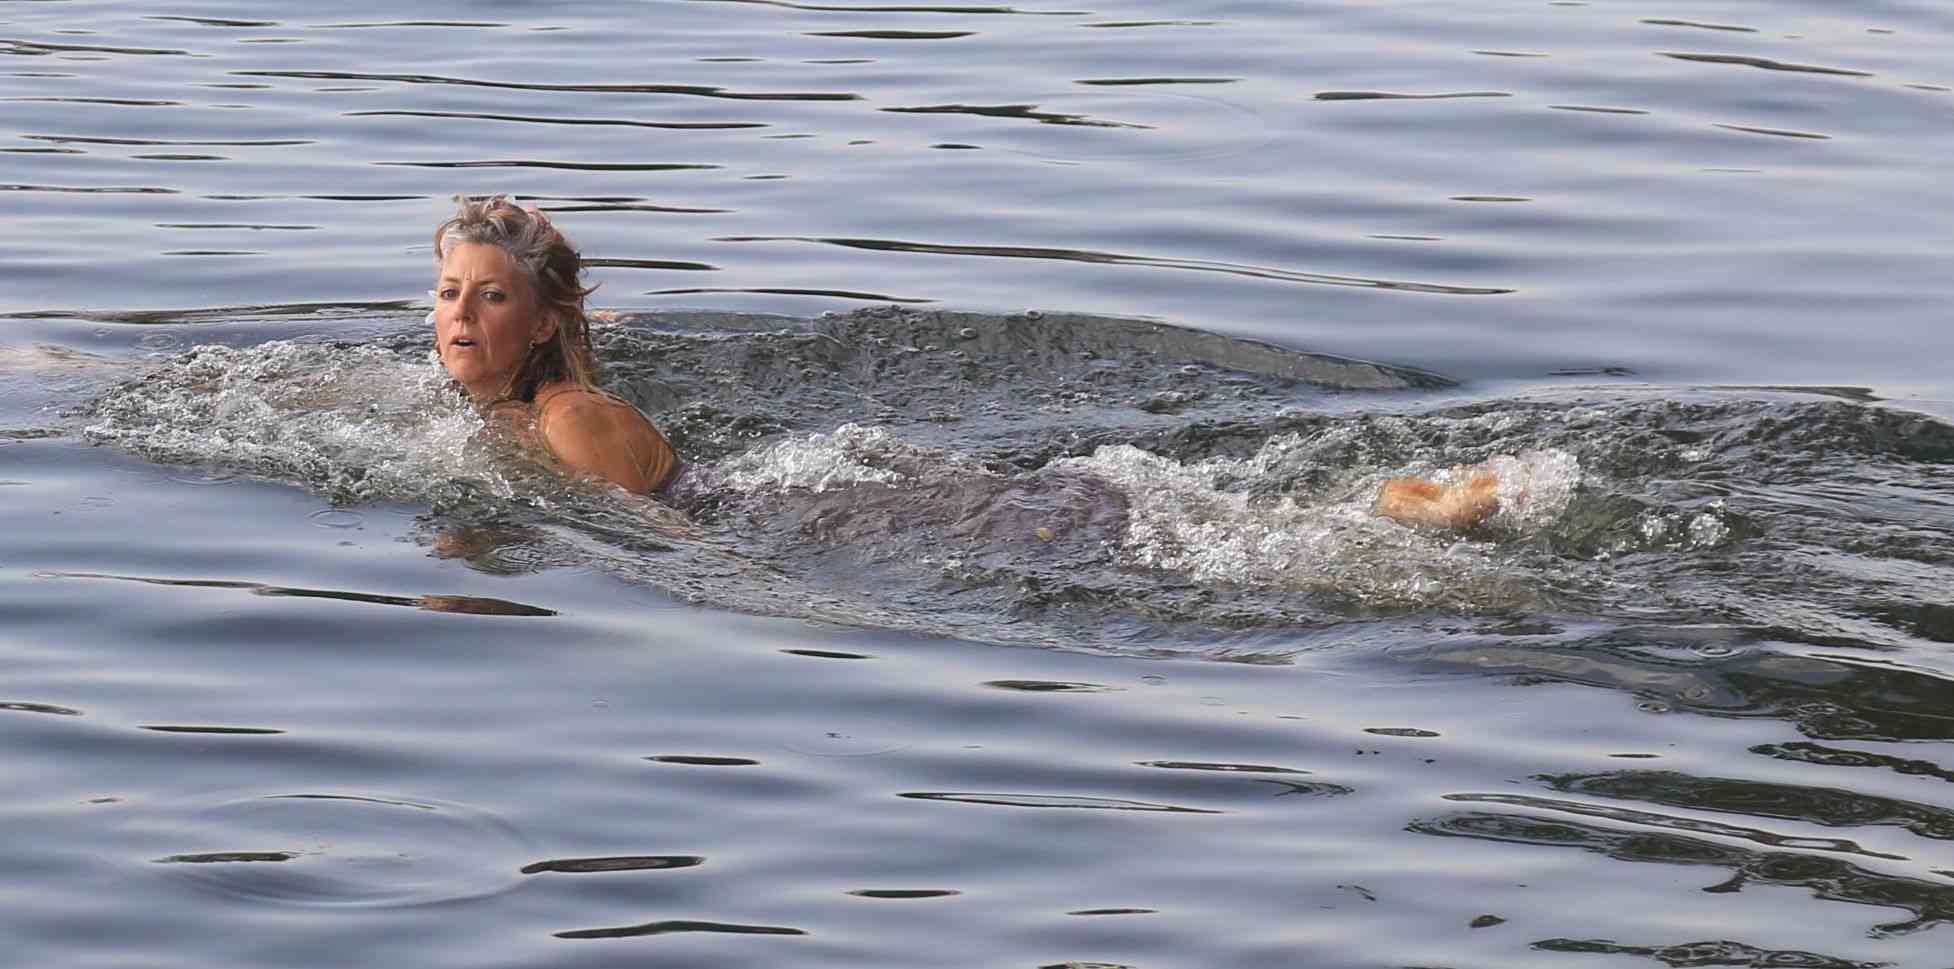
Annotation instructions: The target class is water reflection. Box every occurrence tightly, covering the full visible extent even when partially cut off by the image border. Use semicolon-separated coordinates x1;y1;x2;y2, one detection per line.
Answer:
42;571;558;617
1544;769;1954;841
1417;639;1954;743
1533;938;1882;968
231;70;861;101
521;856;704;874
556;919;807;940
1661;53;1873;78
715;237;1514;295
1412;811;1954;936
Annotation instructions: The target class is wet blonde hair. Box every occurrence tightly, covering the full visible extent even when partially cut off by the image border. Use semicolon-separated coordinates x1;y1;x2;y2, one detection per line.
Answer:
433;194;599;403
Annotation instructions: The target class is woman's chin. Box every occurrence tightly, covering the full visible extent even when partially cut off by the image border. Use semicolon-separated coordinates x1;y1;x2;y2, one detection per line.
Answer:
439;362;499;399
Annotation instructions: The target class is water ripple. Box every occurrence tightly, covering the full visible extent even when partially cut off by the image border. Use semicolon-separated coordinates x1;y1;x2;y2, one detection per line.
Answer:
41;571;557;617
715;236;1514;295
148;792;529;909
693;0;1080;13
556;919;807;939
1;39;195;57
344;109;767;130
140;725;287;735
2;96;183;106
885;101;1148;128
1641;18;1756;33
1442;792;1906;860
521;855;705;874
1415;811;1954;936
1;183;178;194
142;16;280;28
0;701;82;716
378;160;720;172
1663;53;1874;78
899;792;1221;813
316;21;512;30
232;70;861;101
808;30;976;40
1315;90;1509;101
23;135;311;146
1536;938;1884;968
1713;123;1831;140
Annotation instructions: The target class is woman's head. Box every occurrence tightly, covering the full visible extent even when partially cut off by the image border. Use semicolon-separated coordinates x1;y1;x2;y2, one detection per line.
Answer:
431;195;597;402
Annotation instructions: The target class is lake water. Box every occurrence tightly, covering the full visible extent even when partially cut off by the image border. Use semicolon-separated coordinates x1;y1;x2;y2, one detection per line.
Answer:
5;2;1954;967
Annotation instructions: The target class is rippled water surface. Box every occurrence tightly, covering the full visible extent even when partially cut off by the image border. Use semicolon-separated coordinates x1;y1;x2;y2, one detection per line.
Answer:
6;2;1954;967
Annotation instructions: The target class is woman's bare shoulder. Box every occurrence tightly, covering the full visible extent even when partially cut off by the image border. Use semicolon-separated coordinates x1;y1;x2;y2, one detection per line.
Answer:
535;384;636;421
532;383;677;493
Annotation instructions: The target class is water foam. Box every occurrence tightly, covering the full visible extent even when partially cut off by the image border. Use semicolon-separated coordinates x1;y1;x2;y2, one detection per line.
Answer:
697;422;988;494
84;341;523;505
1055;437;1576;608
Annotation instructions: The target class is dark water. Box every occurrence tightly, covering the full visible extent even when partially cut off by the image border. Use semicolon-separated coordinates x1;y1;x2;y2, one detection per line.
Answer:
5;2;1954;967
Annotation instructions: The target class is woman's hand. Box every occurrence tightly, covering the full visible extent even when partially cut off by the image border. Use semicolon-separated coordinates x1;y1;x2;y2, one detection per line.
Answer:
1375;471;1500;530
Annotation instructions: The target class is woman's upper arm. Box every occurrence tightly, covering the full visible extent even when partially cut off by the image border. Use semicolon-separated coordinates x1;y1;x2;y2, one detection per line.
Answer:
537;394;678;494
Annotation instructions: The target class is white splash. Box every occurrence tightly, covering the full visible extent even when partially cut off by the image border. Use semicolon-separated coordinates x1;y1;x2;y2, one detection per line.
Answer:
85;341;521;503
701;422;981;493
1053;434;1580;607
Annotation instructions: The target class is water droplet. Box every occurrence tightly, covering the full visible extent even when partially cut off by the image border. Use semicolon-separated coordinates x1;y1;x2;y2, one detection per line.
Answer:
782;721;907;757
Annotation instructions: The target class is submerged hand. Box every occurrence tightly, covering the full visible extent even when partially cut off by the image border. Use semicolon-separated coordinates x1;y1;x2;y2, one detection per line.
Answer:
1375;471;1500;531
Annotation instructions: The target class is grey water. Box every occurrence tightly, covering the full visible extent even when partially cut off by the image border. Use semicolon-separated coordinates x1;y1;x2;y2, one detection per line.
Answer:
4;2;1954;968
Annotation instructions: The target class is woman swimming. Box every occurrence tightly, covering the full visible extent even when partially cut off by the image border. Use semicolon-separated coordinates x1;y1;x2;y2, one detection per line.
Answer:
430;195;679;494
428;194;1496;525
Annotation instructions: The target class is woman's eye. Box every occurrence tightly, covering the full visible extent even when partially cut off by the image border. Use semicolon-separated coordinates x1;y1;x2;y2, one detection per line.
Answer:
484;291;505;303
437;288;459;300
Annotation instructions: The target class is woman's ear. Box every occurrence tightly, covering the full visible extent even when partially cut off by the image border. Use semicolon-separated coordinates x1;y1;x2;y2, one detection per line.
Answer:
531;309;560;347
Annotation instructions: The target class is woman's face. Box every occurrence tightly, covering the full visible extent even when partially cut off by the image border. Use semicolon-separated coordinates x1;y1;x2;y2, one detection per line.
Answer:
432;242;556;400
